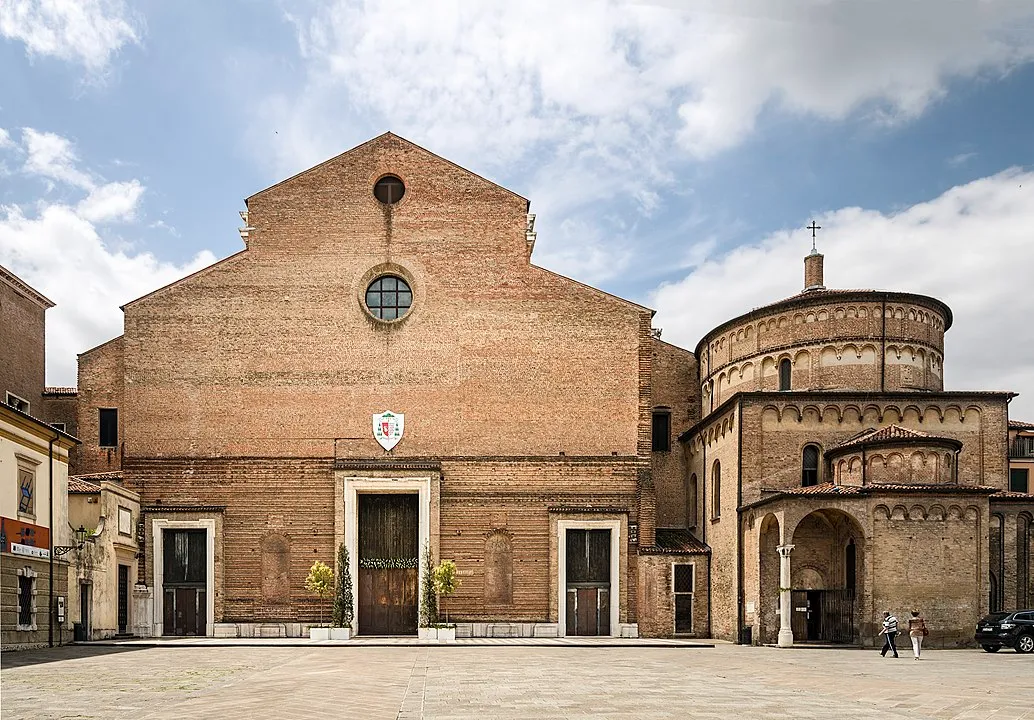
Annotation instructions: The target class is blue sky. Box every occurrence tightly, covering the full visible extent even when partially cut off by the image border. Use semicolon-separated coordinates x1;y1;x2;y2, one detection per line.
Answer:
2;0;1033;419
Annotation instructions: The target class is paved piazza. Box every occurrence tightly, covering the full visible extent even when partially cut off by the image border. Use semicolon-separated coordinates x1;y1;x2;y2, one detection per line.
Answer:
2;641;1031;720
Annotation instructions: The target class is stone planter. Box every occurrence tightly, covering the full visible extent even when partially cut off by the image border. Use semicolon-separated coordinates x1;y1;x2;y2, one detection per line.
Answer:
436;626;456;642
330;627;351;640
418;627;436;640
309;627;331;641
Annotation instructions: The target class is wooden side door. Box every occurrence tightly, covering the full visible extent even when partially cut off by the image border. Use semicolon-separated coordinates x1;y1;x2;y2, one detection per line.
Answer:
117;565;129;634
565;529;611;636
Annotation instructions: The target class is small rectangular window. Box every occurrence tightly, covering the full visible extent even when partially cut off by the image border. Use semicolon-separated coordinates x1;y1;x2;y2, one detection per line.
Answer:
99;408;118;447
51;422;66;432
5;392;30;414
18;575;33;626
18;465;34;516
652;411;671;452
673;564;694;633
1010;468;1030;493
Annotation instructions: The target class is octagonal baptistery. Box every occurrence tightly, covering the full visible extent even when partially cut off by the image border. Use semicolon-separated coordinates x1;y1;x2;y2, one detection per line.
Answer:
696;249;952;415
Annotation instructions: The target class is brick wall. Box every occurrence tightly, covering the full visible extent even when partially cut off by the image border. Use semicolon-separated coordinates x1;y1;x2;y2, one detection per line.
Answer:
650;339;699;529
0;275;48;414
637;553;710;638
741;394;1010;504
119;134;648;462
77;337;124;476
685;404;741;640
698;294;949;415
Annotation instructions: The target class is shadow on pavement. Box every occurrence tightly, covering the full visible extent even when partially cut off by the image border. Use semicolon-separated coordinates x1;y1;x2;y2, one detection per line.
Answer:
1;643;152;670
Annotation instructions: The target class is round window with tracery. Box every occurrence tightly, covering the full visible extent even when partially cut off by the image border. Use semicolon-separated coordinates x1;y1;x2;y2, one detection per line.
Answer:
365;275;412;321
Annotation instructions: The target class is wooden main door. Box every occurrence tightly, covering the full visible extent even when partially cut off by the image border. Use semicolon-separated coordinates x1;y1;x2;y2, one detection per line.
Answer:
565;529;611;636
358;494;419;635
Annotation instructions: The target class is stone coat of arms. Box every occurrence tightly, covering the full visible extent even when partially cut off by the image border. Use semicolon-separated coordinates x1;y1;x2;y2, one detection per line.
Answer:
373;411;405;451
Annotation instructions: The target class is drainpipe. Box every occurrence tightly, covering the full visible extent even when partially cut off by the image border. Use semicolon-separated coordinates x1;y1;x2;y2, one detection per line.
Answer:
706;551;713;638
701;438;707;548
736;396;745;644
47;433;56;647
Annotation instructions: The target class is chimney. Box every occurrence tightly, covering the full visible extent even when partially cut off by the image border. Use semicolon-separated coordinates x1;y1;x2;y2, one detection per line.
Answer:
804;249;824;292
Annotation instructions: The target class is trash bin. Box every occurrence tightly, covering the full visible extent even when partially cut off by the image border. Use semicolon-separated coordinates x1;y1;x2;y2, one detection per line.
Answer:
739;625;753;645
73;622;86;642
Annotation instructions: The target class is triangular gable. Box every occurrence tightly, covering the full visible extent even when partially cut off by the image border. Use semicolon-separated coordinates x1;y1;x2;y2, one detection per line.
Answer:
246;132;529;208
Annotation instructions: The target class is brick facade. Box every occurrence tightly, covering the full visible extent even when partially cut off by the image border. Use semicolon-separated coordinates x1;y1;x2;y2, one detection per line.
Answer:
71;133;1030;642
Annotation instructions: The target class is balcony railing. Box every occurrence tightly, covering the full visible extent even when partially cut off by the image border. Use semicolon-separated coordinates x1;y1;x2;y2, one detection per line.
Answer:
1011;437;1034;459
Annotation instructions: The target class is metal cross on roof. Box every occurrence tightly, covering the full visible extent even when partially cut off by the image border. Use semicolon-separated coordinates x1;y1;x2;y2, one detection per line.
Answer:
806;221;821;252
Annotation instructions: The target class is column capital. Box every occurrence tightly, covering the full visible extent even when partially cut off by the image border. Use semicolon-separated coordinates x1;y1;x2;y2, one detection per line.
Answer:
776;544;795;558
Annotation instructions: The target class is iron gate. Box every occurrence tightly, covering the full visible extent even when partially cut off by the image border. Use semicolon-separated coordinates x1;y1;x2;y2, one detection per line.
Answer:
790;589;855;643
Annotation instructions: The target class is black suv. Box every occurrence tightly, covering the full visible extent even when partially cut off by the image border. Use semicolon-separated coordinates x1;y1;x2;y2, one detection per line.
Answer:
975;610;1034;653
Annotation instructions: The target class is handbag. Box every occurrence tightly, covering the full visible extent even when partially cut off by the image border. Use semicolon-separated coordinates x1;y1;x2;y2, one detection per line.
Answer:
921;624;929;637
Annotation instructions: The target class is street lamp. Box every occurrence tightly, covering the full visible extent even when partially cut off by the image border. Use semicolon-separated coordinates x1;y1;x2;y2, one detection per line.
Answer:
54;525;92;556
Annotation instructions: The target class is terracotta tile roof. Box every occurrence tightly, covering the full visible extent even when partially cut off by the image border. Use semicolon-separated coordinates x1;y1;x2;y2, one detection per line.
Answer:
991;490;1034;500
1009;420;1034;430
868;483;998;494
68;477;101;493
43;386;78;396
833;425;931;449
758;481;998;501
69;470;123;483
774;483;866;496
640;529;711;555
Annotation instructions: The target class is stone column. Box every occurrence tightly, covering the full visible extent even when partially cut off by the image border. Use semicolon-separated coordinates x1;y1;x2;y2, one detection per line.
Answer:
777;544;795;648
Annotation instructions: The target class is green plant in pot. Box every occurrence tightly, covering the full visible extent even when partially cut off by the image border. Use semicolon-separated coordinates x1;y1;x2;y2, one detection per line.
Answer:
419;542;439;637
305;560;334;640
432;559;460;641
331;544;354;640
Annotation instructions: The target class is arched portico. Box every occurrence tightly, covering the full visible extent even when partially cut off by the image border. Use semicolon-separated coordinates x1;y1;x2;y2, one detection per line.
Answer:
787;508;865;643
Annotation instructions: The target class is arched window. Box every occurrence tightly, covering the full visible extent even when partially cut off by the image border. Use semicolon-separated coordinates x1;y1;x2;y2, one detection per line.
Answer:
711;461;721;520
779;358;792;391
802;444;820;487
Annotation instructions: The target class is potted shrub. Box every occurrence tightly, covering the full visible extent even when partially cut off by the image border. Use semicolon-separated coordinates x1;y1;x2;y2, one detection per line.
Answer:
418;542;439;640
331;543;354;640
432;559;460;642
305;560;334;640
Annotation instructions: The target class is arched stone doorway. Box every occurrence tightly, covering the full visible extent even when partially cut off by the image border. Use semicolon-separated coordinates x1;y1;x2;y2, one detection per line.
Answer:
758;514;781;644
789;509;864;643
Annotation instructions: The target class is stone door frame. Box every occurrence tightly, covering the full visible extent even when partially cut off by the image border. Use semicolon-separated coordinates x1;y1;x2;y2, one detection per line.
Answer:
557;518;621;638
151;518;216;637
341;476;432;636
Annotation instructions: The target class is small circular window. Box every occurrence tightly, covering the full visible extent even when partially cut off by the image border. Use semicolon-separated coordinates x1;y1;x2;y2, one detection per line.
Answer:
374;175;405;204
365;275;412;321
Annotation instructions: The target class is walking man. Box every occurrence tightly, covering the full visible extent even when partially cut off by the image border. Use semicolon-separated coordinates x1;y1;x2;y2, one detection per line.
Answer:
880;611;900;657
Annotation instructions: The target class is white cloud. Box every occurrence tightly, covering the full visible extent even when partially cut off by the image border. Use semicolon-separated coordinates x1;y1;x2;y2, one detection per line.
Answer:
255;0;1034;285
0;0;141;73
77;179;144;222
22;127;95;189
650;169;1034;420
0;127;215;386
0;128;12;149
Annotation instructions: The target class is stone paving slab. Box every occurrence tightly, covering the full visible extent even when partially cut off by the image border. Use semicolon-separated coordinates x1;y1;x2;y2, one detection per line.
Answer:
80;636;713;648
2;643;1031;719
